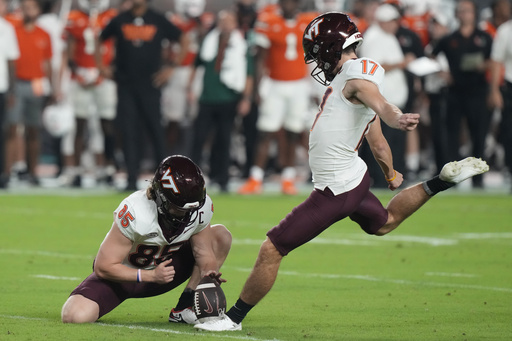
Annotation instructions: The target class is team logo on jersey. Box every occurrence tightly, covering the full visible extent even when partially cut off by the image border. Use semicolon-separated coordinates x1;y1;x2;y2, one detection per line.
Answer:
161;168;180;194
303;18;324;41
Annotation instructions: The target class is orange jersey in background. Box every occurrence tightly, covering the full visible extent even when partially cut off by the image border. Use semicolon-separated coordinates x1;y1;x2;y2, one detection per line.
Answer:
14;24;52;80
256;11;318;81
401;13;430;47
64;9;117;68
480;20;498;38
168;12;214;66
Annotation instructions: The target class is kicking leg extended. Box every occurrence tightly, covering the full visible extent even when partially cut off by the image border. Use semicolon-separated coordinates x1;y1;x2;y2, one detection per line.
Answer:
377;157;489;235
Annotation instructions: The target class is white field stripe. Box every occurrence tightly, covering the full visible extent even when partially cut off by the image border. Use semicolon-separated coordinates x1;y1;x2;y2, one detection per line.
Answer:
425;272;478;278
0;206;110;220
376;235;458;246
226;266;512;293
0;315;280;341
11;249;512;293
0;249;93;259
232;238;378;246
455;232;512;239
31;274;82;281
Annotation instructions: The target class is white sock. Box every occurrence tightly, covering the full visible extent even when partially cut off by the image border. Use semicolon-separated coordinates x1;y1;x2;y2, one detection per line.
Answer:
281;167;296;181
250;166;264;181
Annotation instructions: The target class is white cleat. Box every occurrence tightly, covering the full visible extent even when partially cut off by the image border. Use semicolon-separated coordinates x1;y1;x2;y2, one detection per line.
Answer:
169;307;198;325
194;315;242;331
440;157;489;184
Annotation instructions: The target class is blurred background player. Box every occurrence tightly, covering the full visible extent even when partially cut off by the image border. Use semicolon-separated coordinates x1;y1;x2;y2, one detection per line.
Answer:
0;0;20;188
62;0;117;187
162;0;213;156
238;0;317;195
5;0;54;186
431;0;493;189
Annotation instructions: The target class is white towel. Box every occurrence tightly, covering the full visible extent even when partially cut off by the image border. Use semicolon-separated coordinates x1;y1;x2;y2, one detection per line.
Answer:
200;28;247;93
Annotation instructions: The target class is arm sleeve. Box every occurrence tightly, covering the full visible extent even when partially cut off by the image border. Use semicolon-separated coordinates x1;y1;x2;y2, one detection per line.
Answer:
491;26;507;62
163;19;182;43
411;33;424;58
100;17;117;42
431;37;444;57
45;33;53;60
483;32;493;60
6;23;20;60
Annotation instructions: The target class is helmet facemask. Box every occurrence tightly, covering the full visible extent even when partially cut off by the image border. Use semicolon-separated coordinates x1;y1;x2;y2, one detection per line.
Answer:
150;155;207;241
152;181;204;242
305;41;343;86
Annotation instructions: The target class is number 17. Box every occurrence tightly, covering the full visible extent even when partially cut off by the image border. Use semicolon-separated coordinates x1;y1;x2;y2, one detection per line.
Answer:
361;59;379;76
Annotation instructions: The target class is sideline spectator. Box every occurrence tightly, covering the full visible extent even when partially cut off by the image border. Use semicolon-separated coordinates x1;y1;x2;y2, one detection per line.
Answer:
97;0;184;191
359;3;409;188
431;0;493;188
5;0;53;186
0;0;20;188
424;12;451;174
489;15;512;192
236;0;259;179
189;9;252;193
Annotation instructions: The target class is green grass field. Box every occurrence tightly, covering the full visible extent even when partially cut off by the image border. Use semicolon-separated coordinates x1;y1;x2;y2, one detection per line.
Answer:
1;189;511;340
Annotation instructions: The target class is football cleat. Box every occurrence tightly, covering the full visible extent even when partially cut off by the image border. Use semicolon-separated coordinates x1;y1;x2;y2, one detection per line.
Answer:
281;180;298;195
238;177;262;195
169;307;198;325
439;157;489;184
194;314;242;331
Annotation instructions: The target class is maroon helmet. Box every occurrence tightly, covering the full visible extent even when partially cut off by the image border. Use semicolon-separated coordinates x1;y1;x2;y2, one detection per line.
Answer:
151;155;206;239
303;12;363;85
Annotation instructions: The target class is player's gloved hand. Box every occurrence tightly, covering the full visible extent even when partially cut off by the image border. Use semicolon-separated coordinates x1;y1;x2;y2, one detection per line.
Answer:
202;271;226;286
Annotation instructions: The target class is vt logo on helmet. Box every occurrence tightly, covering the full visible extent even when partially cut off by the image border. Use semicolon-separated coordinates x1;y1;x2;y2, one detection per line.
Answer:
302;12;363;86
151;155;206;241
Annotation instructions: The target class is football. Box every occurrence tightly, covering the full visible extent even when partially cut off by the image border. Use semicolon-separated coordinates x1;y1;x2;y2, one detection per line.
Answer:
193;275;227;323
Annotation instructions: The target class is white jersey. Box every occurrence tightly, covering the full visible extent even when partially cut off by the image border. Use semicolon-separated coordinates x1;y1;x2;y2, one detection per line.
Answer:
308;57;385;195
491;20;512;83
112;190;214;270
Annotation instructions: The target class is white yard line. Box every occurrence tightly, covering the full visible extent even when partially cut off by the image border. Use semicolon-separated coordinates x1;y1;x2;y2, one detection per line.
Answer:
31;274;82;281
0;314;280;341
0;249;93;259
226;266;512;293
425;272;478;278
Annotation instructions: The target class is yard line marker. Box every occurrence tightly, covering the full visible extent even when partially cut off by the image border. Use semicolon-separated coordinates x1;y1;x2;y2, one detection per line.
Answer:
31;274;82;281
0;314;280;341
425;272;478;278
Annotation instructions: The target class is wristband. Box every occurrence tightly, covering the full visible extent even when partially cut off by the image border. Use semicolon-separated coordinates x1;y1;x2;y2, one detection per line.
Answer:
137;269;142;283
386;170;397;182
